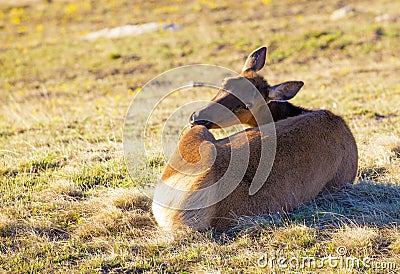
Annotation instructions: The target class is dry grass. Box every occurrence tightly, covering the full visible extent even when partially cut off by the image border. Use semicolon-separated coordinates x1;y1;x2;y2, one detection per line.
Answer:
0;0;399;272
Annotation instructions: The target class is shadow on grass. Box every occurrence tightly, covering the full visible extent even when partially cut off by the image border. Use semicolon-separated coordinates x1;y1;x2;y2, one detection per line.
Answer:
0;223;69;241
226;180;400;237
358;167;387;181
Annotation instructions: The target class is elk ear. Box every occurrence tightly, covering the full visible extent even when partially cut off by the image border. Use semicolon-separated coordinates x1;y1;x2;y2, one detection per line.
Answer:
241;46;267;73
268;81;304;100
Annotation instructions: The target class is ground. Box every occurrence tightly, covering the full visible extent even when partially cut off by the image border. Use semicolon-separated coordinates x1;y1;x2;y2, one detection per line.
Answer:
0;0;399;273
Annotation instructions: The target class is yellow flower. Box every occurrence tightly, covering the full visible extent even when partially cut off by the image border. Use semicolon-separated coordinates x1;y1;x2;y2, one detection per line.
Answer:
11;17;20;25
64;4;78;15
36;24;44;32
129;87;141;96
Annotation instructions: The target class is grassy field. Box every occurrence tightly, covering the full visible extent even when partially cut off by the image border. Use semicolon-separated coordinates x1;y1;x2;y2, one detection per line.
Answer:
1;0;399;272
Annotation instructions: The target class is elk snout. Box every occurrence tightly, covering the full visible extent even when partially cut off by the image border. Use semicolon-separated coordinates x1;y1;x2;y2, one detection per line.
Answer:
189;112;215;129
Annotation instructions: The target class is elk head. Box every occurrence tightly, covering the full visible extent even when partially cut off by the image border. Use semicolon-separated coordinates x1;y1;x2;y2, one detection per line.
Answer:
190;46;304;128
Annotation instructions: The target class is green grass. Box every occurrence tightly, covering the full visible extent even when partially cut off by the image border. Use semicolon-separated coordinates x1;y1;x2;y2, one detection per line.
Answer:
1;0;400;273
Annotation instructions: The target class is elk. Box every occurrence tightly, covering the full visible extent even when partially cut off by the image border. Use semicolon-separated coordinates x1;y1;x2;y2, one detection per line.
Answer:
152;47;358;231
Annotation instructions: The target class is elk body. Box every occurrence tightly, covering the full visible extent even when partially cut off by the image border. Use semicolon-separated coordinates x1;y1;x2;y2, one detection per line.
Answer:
152;47;358;231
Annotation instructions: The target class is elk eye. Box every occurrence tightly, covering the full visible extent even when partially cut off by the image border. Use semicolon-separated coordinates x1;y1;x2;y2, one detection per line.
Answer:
244;103;252;110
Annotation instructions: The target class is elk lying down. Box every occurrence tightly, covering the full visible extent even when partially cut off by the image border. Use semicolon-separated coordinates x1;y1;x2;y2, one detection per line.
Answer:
152;47;358;231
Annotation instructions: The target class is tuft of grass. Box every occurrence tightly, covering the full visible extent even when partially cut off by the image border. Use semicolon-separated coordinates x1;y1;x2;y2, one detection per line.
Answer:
109;52;122;60
71;160;130;192
19;153;61;174
272;225;316;250
332;227;383;256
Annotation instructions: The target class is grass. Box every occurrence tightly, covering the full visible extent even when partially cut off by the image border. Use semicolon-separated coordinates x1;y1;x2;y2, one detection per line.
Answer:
0;0;400;272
